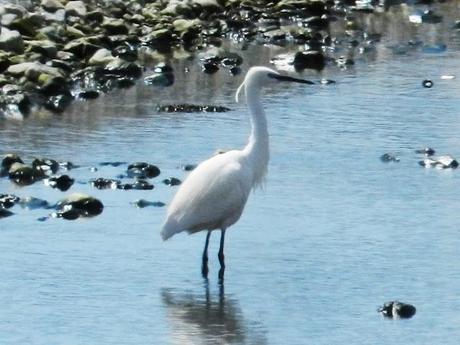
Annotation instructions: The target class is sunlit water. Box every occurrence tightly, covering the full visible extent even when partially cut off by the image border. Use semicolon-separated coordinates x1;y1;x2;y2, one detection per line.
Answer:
2;4;460;344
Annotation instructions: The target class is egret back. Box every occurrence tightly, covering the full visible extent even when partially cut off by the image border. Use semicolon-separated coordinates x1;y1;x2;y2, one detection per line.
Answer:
161;150;252;240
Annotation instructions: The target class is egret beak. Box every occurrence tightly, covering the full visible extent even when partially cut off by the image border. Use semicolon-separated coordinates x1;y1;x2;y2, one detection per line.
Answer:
268;73;314;84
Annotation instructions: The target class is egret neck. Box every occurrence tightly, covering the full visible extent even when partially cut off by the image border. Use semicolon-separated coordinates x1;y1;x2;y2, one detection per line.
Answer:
242;81;269;188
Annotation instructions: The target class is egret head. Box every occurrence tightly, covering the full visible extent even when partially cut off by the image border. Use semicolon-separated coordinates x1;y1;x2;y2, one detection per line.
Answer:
235;66;313;103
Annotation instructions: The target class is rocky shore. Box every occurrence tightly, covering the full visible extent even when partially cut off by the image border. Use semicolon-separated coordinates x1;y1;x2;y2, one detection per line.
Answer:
0;0;457;117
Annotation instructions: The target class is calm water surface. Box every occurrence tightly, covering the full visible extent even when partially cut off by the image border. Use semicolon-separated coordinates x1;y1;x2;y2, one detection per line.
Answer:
1;5;460;345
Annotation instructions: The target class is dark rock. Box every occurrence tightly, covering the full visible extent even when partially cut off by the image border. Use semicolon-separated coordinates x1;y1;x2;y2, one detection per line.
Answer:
415;147;435;156
127;162;161;179
302;16;329;30
118;179;154;190
55;193;104;218
144;63;174;87
380;153;400;163
422;79;433;88
59;161;78;170
32;158;59;175
0;194;20;209
112;44;137;62
182;164;197;171
131;199;165;208
378;301;416;319
78;89;100;99
421;10;442;24
0;208;14;218
90;177;120;189
44;94;74;113
156;104;231;113
9;163;44;186
220;52;243;68
202;59;219;74
63;38;101;59
163;177;182;186
99;161;127;167
45;175;75;191
293;51;325;71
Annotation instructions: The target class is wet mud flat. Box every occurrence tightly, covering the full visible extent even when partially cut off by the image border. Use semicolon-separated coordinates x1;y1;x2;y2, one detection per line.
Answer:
0;0;459;118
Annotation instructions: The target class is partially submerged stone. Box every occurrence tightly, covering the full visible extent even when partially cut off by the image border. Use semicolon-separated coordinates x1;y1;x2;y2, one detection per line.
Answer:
378;301;416;319
44;175;75;191
55;193;103;219
127;162;161;179
90;177;120;190
131;199;165;208
0;194;20;209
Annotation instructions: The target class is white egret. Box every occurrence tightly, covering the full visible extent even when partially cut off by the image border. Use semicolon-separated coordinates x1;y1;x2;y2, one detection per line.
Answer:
161;66;313;280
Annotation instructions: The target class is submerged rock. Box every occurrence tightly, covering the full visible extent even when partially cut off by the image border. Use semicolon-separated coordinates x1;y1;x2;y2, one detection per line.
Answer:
55;193;104;219
163;177;182;186
127;162;161;179
380;153;400;163
0;194;20;209
0;208;14;218
118;179;154;190
182;164;197;171
293;51;325;71
131;199;165;208
90;177;120;189
378;301;416;319
18;196;50;210
156;104;231;113
415;147;435;156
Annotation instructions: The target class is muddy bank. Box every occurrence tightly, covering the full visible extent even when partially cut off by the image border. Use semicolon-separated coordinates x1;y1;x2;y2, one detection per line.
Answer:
0;0;459;118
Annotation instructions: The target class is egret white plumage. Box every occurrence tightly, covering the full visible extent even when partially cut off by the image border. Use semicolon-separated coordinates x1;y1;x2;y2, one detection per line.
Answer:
161;66;313;280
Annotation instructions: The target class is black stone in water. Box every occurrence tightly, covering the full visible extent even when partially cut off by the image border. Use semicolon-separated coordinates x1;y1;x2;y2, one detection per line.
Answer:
182;164;197;171
90;178;120;189
99;161;127;167
163;177;182;186
132;199;165;208
0;208;14;218
380;153;400;163
156;104;231;113
127;162;160;179
0;194;20;209
378;301;416;319
422;79;433;88
32;158;59;175
46;175;75;191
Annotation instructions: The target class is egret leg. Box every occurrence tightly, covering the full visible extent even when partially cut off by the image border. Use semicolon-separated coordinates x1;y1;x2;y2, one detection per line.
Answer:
202;231;211;278
218;229;226;281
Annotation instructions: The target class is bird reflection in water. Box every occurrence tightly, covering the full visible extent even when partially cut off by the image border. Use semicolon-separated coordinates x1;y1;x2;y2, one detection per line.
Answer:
161;283;267;345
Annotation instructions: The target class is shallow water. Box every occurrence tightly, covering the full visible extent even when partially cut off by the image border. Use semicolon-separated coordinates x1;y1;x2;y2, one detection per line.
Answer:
2;3;460;345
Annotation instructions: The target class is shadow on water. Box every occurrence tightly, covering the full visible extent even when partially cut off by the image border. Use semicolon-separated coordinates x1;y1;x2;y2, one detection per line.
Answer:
161;282;267;345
